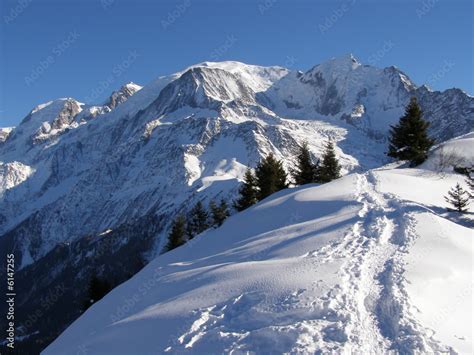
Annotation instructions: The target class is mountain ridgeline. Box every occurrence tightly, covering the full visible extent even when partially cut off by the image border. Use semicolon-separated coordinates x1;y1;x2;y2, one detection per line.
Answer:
0;55;473;353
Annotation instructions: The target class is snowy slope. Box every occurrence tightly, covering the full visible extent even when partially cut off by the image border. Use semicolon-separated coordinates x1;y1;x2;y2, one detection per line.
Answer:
422;131;474;172
0;58;389;270
1;56;472;270
1;56;473;352
44;167;473;355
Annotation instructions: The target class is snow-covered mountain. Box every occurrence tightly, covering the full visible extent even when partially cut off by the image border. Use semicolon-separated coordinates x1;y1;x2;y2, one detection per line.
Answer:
44;165;473;354
0;127;13;143
1;56;472;268
0;55;473;353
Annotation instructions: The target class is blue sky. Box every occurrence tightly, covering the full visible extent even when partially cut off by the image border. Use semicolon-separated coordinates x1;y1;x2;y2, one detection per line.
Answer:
1;0;472;127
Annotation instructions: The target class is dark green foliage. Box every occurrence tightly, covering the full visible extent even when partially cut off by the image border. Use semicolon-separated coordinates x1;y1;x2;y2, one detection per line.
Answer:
83;275;112;310
453;166;472;176
255;153;288;200
166;214;187;250
187;201;209;238
316;140;341;183
234;168;258;211
387;97;435;167
292;141;319;185
210;198;230;227
444;183;470;213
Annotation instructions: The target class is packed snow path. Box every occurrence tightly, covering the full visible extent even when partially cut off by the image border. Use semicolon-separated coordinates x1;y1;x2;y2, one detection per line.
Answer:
326;172;452;353
44;169;472;355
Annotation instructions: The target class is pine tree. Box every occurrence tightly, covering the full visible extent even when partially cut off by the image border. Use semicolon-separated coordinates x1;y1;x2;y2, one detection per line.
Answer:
316;140;341;183
187;201;209;238
444;183;470;213
255;153;288;200
166;214;187;251
83;275;112;310
292;141;319;185
388;97;435;167
210;198;230;227
234;168;258;211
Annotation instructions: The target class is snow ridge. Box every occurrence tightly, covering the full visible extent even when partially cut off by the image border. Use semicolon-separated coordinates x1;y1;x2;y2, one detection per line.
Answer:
2;56;473;353
44;167;472;354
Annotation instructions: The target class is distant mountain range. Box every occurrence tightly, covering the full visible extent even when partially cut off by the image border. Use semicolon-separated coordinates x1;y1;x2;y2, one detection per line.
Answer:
0;54;473;353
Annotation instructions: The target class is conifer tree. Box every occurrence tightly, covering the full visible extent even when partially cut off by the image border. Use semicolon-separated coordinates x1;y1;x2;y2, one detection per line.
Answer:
255;153;288;200
292;141;318;185
187;201;209;238
444;183;470;213
234;168;258;211
166;214;187;250
210;198;230;227
316;140;341;183
388;97;434;167
83;275;112;310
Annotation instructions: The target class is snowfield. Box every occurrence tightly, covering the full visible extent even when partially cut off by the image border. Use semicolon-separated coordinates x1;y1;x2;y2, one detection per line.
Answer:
2;56;473;353
44;168;473;355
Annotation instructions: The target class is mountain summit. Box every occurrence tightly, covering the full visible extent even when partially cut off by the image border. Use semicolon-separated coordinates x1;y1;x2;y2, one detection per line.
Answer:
0;56;473;353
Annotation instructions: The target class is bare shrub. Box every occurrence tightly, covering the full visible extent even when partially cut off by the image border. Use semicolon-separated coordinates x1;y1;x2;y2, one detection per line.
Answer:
432;146;466;173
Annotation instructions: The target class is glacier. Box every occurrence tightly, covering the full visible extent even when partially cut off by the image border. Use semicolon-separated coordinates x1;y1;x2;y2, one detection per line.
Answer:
0;54;472;353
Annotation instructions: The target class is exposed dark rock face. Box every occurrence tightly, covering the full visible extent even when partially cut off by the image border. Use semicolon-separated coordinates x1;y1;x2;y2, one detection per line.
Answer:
0;57;472;353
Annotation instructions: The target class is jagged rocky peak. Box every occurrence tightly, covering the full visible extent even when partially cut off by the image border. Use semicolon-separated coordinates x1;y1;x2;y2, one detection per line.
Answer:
15;98;81;135
0;127;13;144
303;53;361;82
382;65;417;92
27;98;82;124
188;61;289;92
179;66;256;103
323;53;361;70
27;98;83;144
105;82;143;110
147;66;257;117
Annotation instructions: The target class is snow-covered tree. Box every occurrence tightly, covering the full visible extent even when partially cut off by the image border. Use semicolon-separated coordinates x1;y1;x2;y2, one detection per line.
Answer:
444;183;470;213
388;97;434;167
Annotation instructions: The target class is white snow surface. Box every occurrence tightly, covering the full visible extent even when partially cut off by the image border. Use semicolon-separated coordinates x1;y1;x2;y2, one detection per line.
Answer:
185;60;289;93
422;132;474;171
44;167;473;355
0;127;14;143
